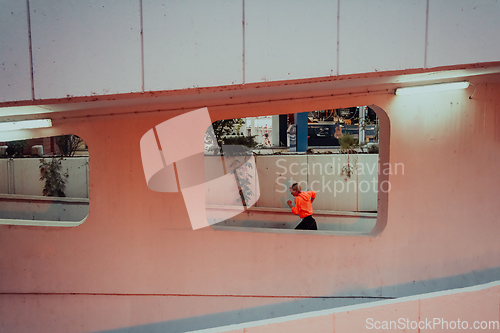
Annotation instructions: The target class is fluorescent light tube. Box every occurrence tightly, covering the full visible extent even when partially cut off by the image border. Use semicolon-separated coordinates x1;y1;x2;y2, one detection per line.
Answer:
395;81;470;96
0;119;52;132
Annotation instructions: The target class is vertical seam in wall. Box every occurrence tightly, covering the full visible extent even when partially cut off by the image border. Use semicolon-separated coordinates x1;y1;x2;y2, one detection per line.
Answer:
306;155;309;189
242;0;246;84
6;161;8;194
140;0;145;92
336;0;340;76
172;162;182;193
152;127;166;168
153;127;181;192
7;160;11;194
26;0;35;100
86;158;89;198
9;160;15;194
12;160;15;194
424;0;429;69
356;154;359;211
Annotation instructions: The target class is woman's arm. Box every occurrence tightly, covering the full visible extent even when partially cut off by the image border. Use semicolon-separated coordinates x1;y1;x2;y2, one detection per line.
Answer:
287;199;300;215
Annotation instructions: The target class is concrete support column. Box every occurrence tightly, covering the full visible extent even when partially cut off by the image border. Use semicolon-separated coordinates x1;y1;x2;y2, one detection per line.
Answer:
359;106;366;144
271;115;279;147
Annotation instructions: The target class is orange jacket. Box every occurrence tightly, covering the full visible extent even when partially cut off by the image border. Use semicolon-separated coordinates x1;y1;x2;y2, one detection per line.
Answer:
291;191;316;218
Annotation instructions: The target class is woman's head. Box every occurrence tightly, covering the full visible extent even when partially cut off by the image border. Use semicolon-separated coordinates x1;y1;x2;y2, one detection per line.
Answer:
290;183;301;196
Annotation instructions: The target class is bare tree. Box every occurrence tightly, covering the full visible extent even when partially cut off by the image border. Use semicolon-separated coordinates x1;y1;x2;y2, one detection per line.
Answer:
55;135;83;157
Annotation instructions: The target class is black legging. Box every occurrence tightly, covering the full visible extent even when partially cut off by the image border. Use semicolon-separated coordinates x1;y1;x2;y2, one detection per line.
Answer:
295;215;317;230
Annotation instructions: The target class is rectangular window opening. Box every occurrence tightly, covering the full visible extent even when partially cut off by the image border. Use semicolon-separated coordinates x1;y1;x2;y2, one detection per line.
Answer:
204;106;387;236
0;134;89;227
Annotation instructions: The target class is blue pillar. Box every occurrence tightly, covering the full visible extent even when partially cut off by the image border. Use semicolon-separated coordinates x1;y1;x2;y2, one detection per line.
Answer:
295;112;308;152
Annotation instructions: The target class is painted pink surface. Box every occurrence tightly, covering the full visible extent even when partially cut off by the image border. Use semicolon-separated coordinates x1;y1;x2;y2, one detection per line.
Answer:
222;285;500;332
0;79;499;331
245;314;334;333
0;294;284;333
334;300;419;332
419;286;500;332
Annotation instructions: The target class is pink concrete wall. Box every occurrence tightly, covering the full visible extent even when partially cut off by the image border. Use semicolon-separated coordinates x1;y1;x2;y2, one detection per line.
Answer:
1;80;500;332
228;284;500;333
